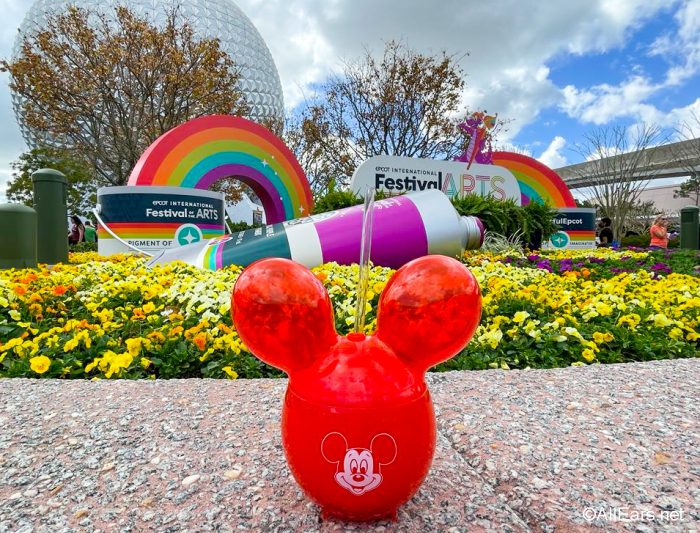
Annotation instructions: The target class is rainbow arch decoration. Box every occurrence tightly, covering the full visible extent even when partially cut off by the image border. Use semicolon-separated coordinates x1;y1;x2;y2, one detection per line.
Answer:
491;151;576;208
128;115;313;224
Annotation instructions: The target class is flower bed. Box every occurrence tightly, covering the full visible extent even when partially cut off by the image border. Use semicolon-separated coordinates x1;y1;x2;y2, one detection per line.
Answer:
1;249;698;379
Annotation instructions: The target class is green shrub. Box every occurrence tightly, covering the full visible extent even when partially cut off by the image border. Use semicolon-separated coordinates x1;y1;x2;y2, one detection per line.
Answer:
312;189;390;214
228;221;258;232
451;194;557;248
522;200;559;247
70;241;97;253
621;234;680;249
621;233;650;247
312;190;362;214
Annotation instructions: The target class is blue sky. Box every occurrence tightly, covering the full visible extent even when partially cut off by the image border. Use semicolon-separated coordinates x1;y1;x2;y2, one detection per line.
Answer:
0;0;699;201
515;1;700;168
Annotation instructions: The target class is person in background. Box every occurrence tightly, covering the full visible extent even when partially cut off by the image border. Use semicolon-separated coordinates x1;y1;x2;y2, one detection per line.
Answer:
68;215;85;245
84;220;97;243
649;215;669;249
598;217;613;247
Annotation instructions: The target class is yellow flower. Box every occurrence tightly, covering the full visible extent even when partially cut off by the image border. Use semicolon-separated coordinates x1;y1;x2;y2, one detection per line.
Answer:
63;338;79;352
142;301;156;314
106;353;133;378
592;332;614;344
668;328;684;340
199;348;214;362
147;331;166;344
125;338;143;357
513;311;530;324
582;349;596;362
222;366;238;379
652;314;674;328
143;284;163;300
617;314;641;329
595;302;613;316
491;316;510;328
373;281;386;294
477;328;503;349
9;309;21;321
140;357;152;369
95;308;114;323
29;355;51;374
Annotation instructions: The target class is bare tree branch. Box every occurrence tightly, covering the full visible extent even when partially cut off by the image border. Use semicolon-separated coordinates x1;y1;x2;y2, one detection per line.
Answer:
572;123;669;240
285;41;483;193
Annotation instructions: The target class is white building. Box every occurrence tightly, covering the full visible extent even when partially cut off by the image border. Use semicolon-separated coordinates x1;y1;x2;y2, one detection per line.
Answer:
636;183;698;216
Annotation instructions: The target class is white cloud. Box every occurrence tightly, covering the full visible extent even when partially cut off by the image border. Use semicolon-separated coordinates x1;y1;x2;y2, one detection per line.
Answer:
560;76;662;124
538;136;568;168
236;0;675;139
653;0;700;86
561;1;700;127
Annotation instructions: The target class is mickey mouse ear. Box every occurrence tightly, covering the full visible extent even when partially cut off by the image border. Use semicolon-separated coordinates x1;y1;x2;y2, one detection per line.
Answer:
370;433;397;465
376;255;481;373
232;258;338;374
321;432;348;464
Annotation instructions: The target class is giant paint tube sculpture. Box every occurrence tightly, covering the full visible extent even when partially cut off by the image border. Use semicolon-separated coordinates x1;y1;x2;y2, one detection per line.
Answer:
231;255;482;520
147;190;484;270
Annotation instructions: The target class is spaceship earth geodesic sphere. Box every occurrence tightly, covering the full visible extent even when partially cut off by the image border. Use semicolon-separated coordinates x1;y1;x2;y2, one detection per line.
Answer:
12;0;284;148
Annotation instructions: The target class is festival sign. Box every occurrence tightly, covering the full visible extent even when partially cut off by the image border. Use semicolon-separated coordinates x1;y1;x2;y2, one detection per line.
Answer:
97;186;225;255
350;155;522;205
543;208;597;250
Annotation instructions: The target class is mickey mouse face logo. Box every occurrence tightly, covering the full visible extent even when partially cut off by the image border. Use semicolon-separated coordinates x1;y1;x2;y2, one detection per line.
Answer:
321;433;397;496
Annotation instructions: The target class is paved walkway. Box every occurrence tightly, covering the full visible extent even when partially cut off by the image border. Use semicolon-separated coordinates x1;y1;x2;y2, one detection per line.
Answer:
1;359;698;532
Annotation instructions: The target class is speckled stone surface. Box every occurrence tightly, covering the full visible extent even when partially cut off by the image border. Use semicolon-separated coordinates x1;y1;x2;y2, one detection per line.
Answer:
1;359;698;532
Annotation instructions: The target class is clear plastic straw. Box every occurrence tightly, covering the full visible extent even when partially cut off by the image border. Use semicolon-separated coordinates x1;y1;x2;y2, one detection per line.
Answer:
354;187;376;334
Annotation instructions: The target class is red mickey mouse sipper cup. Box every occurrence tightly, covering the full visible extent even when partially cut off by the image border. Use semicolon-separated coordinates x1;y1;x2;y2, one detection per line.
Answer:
231;195;482;521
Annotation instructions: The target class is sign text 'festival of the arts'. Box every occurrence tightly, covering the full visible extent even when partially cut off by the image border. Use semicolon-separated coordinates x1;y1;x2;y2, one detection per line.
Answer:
350;155;522;205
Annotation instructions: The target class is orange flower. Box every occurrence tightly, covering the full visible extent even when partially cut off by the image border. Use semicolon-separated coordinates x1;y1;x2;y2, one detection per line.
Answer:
13;285;27;296
581;268;591;277
315;271;328;282
53;285;68;296
20;273;37;284
192;333;207;351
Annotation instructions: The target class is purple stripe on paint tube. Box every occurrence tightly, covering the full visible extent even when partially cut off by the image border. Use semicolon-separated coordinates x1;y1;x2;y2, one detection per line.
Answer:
314;196;427;268
215;241;225;270
196;164;286;224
